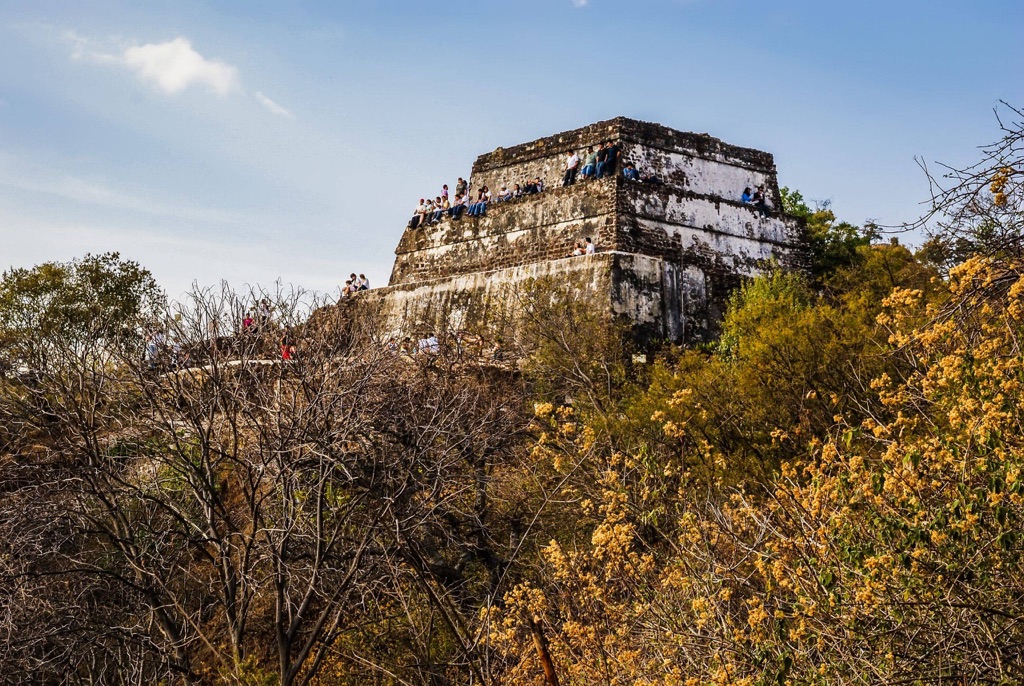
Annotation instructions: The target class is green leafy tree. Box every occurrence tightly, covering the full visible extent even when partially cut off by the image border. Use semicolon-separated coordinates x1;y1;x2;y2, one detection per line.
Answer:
781;186;871;281
0;252;165;372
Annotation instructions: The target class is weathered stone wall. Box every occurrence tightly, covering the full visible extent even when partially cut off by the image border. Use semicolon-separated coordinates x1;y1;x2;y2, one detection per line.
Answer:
469;118;777;198
362;252;682;342
469;119;624;193
390;180;617;285
621;144;779;205
615;181;806;338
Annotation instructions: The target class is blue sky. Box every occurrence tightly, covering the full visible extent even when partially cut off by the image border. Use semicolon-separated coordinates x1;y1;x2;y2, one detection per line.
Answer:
1;0;1021;298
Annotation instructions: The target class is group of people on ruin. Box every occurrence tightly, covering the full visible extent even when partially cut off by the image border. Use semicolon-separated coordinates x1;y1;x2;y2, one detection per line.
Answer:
143;298;289;372
563;140;621;186
406;140;677;231
340;273;370;297
571;237;597;256
408;175;547;229
241;299;274;331
144;329;185;371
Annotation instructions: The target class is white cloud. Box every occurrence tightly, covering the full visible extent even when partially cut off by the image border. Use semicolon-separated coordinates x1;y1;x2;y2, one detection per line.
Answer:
64;32;238;96
572;0;589;7
123;37;238;96
62;32;299;115
254;91;294;119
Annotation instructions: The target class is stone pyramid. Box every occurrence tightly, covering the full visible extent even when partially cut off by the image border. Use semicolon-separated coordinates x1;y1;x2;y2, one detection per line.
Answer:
351;117;808;344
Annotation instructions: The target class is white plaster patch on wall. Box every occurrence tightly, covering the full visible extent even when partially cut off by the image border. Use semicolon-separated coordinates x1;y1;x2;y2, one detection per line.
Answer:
623;145;773;200
629;195;799;245
635;218;788;275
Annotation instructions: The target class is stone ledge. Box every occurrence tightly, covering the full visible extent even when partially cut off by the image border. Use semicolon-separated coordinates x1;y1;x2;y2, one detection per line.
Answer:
472;117;775;175
396;178;617;254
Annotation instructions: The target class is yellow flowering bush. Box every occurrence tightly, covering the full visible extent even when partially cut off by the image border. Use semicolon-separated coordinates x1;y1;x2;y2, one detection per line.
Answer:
489;258;1024;685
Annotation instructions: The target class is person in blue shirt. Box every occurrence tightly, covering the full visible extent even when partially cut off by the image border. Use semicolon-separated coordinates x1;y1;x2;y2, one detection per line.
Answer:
602;141;619;178
741;187;753;203
622;163;640;181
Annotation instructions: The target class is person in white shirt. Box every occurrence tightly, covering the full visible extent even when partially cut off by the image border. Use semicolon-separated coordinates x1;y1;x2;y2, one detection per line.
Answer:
418;334;440;354
562;151;580;187
409;198;428;229
357;274;369;290
585;237;596;254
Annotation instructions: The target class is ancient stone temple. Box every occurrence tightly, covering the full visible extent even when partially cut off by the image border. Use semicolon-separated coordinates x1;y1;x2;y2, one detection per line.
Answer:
355;117;808;344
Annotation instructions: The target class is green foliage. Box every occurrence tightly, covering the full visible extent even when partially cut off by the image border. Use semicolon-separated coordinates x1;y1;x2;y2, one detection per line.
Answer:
827;240;945;316
235;657;279;686
616;267;887;486
0;252;164;370
0;242;968;685
781;186;871;281
718;267;814;358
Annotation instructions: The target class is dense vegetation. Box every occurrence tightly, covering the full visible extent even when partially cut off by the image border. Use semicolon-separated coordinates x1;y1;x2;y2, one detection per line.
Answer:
1;106;1022;685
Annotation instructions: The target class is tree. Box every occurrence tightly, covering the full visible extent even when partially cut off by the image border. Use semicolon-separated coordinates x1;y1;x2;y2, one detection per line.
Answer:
913;101;1023;264
780;186;871;281
487;109;1024;686
0;252;165;374
1;277;536;685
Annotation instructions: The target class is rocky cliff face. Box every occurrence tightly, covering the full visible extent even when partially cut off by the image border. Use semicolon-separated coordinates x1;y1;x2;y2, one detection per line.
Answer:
348;117;808;344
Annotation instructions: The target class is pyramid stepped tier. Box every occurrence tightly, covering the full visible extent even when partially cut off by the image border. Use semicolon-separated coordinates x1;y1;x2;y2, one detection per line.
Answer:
354;117;808;344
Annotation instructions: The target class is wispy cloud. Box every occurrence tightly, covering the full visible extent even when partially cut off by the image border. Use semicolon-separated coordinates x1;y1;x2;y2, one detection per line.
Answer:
63;32;295;115
0;153;243;225
571;0;589;7
254;91;294;119
122;37;238;96
64;29;121;63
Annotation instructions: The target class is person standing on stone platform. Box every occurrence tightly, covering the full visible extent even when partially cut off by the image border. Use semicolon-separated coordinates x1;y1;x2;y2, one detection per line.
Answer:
455;177;467;198
562;150;580;186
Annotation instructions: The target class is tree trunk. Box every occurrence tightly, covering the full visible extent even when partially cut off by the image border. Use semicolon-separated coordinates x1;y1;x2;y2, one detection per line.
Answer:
529;617;559;686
